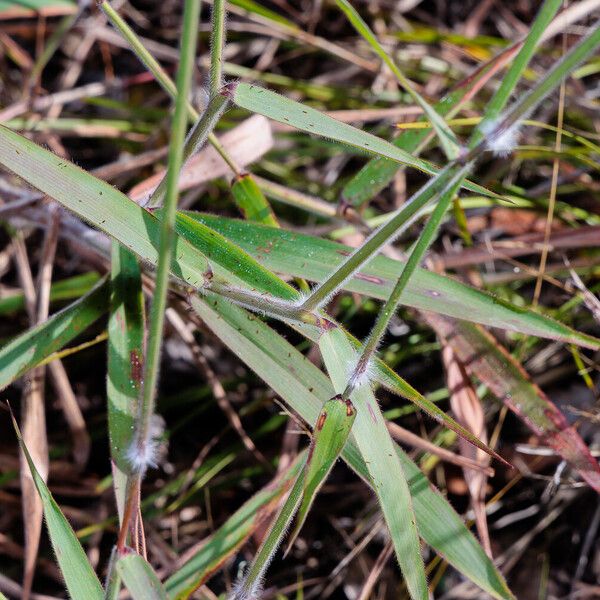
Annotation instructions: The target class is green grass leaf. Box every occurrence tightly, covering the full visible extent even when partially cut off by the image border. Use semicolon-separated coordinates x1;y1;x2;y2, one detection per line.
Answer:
0;124;210;290
336;0;460;160
287;394;356;551
231;172;279;226
472;0;562;145
319;328;427;600
117;553;167;600
191;294;513;599
341;43;520;207
107;244;145;521
10;411;104;600
235;395;356;598
0;272;99;315
180;213;600;349
0;277;109;391
229;82;494;198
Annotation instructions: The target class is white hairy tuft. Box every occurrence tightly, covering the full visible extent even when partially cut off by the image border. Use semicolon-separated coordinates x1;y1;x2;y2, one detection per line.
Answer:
346;352;377;391
126;414;165;474
230;577;263;600
482;119;521;157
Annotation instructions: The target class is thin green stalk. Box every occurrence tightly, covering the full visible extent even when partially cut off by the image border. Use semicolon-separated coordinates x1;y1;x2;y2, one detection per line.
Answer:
100;1;241;175
135;0;200;470
117;0;201;553
300;162;458;311
472;0;562;146
336;0;460;160
344;165;470;396
145;93;229;208
209;0;226;96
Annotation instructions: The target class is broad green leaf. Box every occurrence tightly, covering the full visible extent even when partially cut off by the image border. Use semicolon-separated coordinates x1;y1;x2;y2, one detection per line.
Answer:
108;244;144;522
231;173;278;226
191;294;513;599
287;394;356;551
11;412;104;600
0;124;210;290
181;213;600;349
319;328;427;600
229;82;494;198
0;271;99;315
165;457;304;599
336;0;459;160
116;553;167;600
0;277;109;391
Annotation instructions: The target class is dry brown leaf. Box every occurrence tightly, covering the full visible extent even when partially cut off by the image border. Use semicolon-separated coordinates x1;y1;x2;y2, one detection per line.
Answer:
442;344;492;557
128;115;274;203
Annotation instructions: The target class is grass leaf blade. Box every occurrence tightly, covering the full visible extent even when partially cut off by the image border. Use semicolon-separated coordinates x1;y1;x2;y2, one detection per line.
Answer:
319;328;427;600
116;554;167;600
0;277;109;391
108;244;144;522
336;0;460;159
10;410;104;600
229;82;492;198
286;394;356;553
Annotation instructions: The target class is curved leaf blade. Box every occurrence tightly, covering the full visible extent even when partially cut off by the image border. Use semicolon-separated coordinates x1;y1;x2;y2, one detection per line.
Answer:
181;213;600;349
287;394;356;552
117;553;167;600
0;277;109;391
191;294;513;599
0;124;210;290
229;82;494;198
320;328;427;600
10;411;104;600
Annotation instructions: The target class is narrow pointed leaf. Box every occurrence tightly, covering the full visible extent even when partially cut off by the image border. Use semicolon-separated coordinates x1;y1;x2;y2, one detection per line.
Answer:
191;294;513;599
108;244;144;522
180;213;600;349
319;328;427;600
116;553;167;600
10;412;104;600
0;277;109;391
0;125;210;290
229;82;494;198
231;172;279;226
341;43;520;207
0;271;100;315
287;394;356;552
336;0;460;159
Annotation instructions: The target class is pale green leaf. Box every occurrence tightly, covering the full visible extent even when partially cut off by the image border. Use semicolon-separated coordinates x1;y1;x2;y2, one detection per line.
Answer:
117;554;167;600
191;294;513;599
